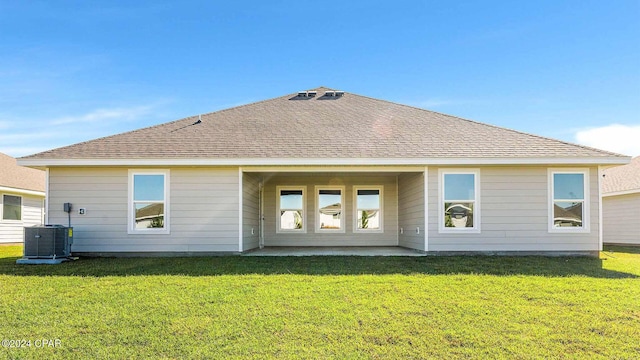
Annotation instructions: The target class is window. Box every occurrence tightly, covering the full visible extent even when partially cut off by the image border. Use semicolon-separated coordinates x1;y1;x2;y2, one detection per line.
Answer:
2;195;22;221
316;186;345;232
277;187;306;233
354;187;383;232
549;169;589;232
128;170;170;234
439;169;480;233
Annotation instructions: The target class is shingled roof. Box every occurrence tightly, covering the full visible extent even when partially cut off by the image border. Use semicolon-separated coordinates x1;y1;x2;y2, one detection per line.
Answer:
0;152;45;193
603;157;640;195
20;87;628;165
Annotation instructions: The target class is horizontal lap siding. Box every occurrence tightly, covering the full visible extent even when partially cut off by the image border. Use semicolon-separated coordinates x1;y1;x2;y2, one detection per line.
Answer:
603;193;640;245
263;174;398;246
0;193;44;243
398;173;425;251
428;166;600;252
49;167;239;253
242;173;260;251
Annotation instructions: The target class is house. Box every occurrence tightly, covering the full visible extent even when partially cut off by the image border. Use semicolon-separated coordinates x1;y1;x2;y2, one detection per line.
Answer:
18;87;630;255
0;152;45;243
602;157;640;245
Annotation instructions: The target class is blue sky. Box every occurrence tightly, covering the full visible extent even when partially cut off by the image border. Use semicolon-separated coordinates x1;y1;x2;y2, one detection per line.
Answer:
1;1;638;157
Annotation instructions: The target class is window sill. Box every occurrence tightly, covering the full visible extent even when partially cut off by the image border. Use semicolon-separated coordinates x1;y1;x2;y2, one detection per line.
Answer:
354;229;384;234
276;229;307;234
128;229;170;235
438;228;481;234
548;228;590;234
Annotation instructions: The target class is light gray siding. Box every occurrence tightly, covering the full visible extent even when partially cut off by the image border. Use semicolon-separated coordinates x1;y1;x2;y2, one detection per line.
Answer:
262;174;398;246
427;166;600;252
603;193;640;245
398;172;425;251
242;172;260;251
0;192;44;243
48;167;240;253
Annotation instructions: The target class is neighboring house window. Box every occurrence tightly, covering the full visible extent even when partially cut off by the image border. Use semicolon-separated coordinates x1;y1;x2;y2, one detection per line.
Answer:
439;169;480;233
316;186;345;232
2;195;22;221
277;186;306;233
354;186;383;232
128;170;170;234
549;169;589;232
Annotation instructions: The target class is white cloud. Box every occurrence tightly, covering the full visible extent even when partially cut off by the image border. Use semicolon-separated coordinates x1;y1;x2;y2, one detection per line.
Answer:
0;103;165;157
575;124;640;156
51;105;154;125
1;146;55;158
415;98;454;108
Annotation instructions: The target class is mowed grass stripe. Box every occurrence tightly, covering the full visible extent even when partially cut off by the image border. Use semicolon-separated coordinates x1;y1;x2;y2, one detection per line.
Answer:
0;245;638;359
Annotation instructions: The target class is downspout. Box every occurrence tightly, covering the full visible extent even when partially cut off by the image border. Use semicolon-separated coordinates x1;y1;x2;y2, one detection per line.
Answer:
259;179;265;249
598;165;604;251
45;168;50;225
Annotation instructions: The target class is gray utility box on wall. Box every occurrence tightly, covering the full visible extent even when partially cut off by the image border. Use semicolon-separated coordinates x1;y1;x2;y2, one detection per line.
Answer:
23;225;73;259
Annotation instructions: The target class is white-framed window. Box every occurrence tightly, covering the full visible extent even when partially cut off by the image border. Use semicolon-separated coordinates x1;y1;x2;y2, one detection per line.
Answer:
353;186;383;233
128;170;170;234
548;169;589;233
1;194;22;222
438;169;480;233
315;186;345;232
276;186;306;233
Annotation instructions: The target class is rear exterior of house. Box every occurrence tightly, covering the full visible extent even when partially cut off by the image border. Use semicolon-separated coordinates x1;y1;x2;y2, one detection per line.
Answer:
19;88;630;255
602;157;640;245
0;153;45;243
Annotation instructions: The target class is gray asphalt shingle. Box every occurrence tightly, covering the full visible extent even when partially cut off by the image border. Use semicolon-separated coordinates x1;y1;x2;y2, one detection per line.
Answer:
21;87;625;161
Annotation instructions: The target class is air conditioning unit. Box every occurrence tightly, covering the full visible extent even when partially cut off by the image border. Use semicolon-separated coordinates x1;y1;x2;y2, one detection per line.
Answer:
23;225;73;259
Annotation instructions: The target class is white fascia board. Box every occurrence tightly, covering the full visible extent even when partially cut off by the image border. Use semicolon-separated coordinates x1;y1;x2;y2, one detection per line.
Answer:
0;186;45;197
17;156;631;168
602;189;640;197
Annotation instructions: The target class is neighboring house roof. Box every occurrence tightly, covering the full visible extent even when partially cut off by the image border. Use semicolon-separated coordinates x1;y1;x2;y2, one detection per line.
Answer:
19;87;628;166
553;203;583;224
135;203;165;220
602;156;640;196
0;152;45;194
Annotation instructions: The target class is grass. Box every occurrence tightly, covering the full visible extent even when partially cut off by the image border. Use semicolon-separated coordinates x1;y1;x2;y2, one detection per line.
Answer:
0;245;638;359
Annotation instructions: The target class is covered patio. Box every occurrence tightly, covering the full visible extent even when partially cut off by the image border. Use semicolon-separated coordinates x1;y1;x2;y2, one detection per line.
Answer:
240;167;427;253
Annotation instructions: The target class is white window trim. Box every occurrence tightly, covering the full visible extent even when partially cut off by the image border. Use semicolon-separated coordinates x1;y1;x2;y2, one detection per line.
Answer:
353;185;384;233
548;168;590;233
276;186;307;234
128;169;170;235
438;168;481;234
315;185;346;233
1;193;23;223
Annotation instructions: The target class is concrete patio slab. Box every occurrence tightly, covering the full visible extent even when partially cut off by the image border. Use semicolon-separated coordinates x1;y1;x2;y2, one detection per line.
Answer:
243;246;426;257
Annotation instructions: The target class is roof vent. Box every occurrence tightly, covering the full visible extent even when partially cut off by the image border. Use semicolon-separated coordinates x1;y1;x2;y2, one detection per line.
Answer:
297;90;317;98
324;90;344;97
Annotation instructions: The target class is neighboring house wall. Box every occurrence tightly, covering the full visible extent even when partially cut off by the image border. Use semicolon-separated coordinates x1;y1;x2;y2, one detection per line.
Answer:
48;167;240;253
262;174;399;246
398;172;426;251
603;193;640;245
427;166;600;252
0;192;44;243
242;172;260;251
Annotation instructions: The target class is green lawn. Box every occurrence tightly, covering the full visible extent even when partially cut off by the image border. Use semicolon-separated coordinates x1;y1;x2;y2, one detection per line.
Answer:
0;246;638;359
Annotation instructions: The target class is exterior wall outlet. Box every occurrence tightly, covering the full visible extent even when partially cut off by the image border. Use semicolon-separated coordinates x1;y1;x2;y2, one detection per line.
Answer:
400;227;404;234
